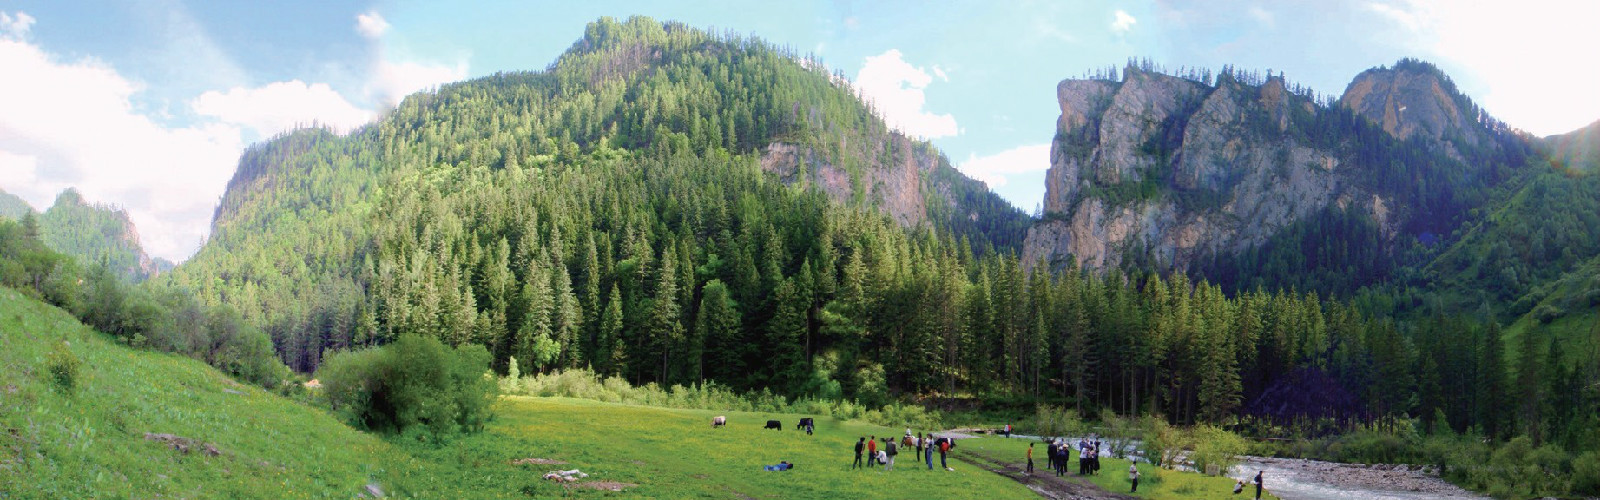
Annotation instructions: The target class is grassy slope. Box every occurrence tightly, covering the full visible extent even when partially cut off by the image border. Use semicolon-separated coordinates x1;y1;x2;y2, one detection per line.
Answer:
959;438;1280;500
1;284;1254;499
0;285;436;499
0;285;1035;499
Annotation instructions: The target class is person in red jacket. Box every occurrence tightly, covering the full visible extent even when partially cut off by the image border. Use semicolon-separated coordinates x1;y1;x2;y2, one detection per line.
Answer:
867;435;878;469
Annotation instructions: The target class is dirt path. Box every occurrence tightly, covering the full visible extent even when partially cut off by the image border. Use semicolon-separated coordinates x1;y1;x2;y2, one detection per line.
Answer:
958;449;1137;500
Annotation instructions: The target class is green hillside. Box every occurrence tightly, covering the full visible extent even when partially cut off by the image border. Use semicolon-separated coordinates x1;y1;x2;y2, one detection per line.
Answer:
0;283;1050;499
0;285;424;498
0;188;165;283
0;189;29;221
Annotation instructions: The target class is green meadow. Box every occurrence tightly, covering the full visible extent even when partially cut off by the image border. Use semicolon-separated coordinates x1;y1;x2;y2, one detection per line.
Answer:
957;437;1281;500
0;285;1033;499
2;284;1277;499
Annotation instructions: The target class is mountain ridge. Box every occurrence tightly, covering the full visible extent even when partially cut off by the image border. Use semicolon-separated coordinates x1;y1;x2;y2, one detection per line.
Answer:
1023;58;1538;296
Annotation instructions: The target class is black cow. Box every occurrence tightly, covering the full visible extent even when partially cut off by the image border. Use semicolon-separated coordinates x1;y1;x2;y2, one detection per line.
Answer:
796;418;814;431
764;420;782;430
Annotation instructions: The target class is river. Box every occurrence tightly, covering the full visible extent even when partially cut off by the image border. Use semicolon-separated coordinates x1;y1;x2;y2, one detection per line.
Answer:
1227;457;1490;500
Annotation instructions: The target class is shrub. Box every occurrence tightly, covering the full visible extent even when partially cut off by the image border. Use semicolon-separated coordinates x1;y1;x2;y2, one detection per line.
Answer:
1189;425;1247;476
1574;451;1600;496
1031;406;1086;438
45;340;80;392
318;334;497;438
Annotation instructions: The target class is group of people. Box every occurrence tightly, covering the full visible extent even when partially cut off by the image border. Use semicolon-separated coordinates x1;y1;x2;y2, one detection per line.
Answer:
852;430;955;472
1030;437;1106;477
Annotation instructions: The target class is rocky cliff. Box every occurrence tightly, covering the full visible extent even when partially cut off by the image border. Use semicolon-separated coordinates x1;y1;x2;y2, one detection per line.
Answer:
1023;60;1512;279
1339;58;1496;162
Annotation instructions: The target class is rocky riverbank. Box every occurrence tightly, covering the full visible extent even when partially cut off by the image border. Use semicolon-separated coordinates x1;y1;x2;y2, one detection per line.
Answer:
1232;456;1488;500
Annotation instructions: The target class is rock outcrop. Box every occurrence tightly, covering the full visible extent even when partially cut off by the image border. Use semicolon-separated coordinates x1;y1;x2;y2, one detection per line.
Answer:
1024;65;1418;274
760;131;985;232
1338;58;1495;161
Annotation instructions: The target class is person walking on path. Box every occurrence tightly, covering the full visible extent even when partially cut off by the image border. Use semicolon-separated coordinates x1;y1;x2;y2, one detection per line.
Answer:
1129;464;1140;492
1026;443;1035;473
1254;470;1265;500
885;438;898;471
853;437;865;469
867;436;878;469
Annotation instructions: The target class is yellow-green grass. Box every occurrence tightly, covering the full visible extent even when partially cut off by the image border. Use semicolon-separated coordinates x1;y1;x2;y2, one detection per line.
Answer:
958;437;1281;500
0;285;1037;499
0;286;451;498
426;396;1037;499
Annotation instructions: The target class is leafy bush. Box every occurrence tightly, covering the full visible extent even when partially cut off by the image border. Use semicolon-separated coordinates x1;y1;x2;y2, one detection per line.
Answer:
1189;425;1247;476
319;334;497;439
1030;406;1087;438
45;340;80;392
1573;451;1600;496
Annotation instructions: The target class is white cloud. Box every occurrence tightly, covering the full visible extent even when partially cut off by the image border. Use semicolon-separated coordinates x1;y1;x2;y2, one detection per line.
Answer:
356;11;390;40
194;80;373;137
0;10;34;39
957;143;1052;189
353;11;468;107
853;49;959;139
369;58;468;107
1111;10;1137;34
931;65;949;82
1369;0;1600;136
1248;6;1275;28
1366;2;1419;32
0;36;244;261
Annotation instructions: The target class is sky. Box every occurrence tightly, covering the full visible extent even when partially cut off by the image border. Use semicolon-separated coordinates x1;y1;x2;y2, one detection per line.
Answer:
2;0;1598;263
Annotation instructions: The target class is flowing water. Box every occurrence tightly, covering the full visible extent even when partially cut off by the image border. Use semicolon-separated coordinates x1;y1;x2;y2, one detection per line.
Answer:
1227;457;1491;500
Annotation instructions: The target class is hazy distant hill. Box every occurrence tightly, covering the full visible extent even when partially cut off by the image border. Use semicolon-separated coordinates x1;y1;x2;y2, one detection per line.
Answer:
0;187;169;281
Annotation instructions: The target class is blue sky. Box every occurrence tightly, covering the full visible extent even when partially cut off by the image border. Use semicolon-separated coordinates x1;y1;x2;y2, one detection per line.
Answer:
2;0;1597;261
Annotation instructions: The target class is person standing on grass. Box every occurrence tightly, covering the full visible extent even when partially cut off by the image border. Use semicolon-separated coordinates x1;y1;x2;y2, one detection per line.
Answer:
915;432;924;456
853;437;865;469
1059;441;1070;477
1026;443;1035;473
926;435;935;470
885;437;898;471
1129;463;1140;492
1254;470;1265;500
938;438;952;471
867;436;878;469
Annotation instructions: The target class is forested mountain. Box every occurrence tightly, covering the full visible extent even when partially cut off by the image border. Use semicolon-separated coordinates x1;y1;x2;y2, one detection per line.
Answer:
0;188;171;282
165;17;1027;382
144;18;1595;455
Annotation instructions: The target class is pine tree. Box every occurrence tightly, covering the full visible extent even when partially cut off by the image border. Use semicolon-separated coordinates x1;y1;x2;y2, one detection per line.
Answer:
599;285;625;376
649;244;684;384
765;278;807;392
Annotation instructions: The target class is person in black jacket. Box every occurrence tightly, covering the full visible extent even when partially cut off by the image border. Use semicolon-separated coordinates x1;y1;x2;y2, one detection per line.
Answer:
1254;471;1265;500
852;437;865;469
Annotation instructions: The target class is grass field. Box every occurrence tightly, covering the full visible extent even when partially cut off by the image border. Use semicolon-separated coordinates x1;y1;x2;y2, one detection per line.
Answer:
0;286;1033;499
957;437;1281;500
0;284;1267;499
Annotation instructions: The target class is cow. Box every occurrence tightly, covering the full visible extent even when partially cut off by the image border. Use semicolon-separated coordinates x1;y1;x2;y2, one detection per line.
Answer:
796;417;814;435
712;416;727;428
764;420;782;430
